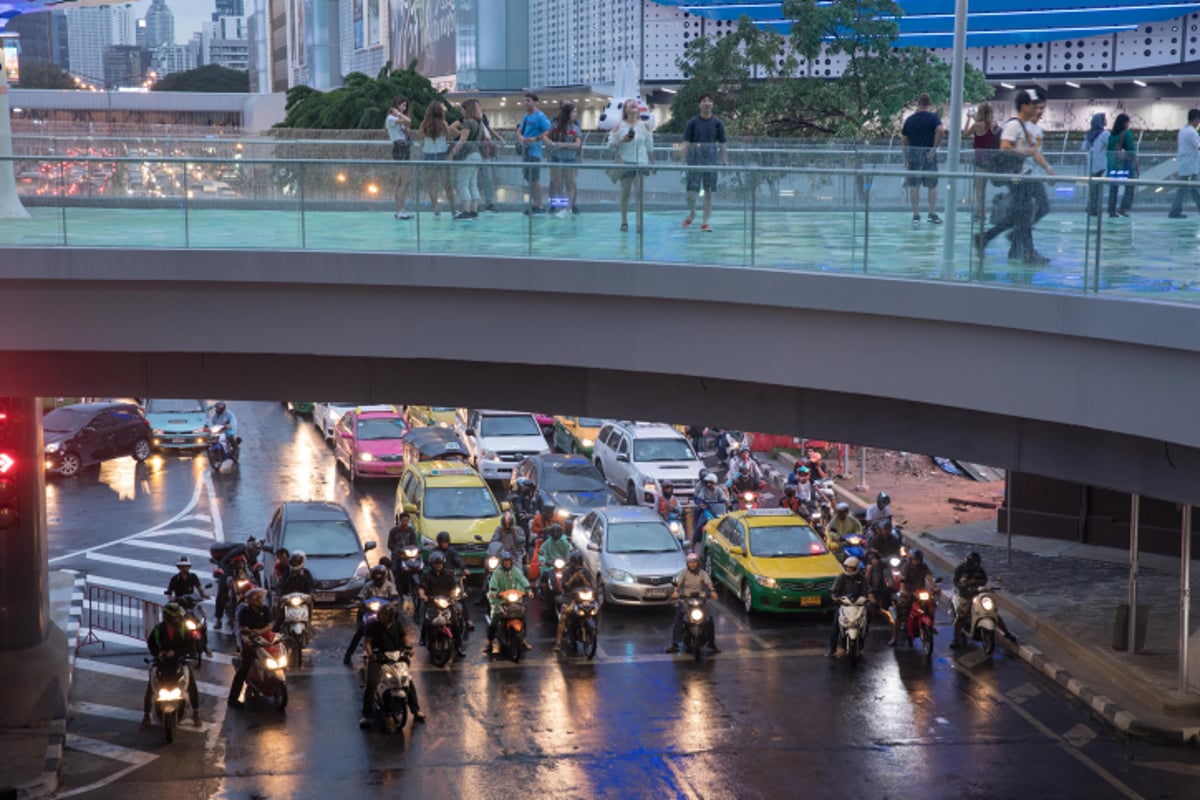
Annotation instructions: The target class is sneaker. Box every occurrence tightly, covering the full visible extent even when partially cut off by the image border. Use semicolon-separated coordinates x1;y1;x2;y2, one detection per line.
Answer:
681;214;695;228
214;619;222;630
887;637;897;647
358;717;370;728
484;203;497;213
452;211;473;221
394;212;412;220
665;643;680;654
700;223;712;232
455;646;467;658
523;640;533;651
1118;210;1131;217
413;711;427;724
1168;213;1187;219
467;621;475;631
468;211;479;219
482;642;493;655
707;643;721;654
912;214;921;224
928;213;943;224
571;206;580;215
139;717;152;731
553;643;563;653
1022;251;1050;266
192;712;202;728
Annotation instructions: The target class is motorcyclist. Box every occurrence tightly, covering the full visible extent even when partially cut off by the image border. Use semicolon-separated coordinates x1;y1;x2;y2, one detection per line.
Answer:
788;466;813;505
538;523;573;575
866;491;892;525
554;550;596;653
828;556;870;657
208;401;238;444
418;551;467;657
665;552;719;654
530;503;558;539
510;477;542;529
387;512;421;594
951;552;1015;646
485;550;533;654
490;511;527;566
867;517;901;558
433;531;472;630
274;551;315;628
359;602;425;730
692;472;729;547
213;536;262;629
227;588;273;709
804;449;828;481
864;549;893;616
779;485;804;515
343;565;399;665
141;602;201;729
656;480;682;522
271;547;291;586
890;548;934;646
828;502;863;539
726;448;762;493
166;555;209;602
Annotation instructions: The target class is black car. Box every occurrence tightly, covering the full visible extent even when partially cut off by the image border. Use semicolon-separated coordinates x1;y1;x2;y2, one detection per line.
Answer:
43;402;153;477
262;501;378;606
509;454;618;528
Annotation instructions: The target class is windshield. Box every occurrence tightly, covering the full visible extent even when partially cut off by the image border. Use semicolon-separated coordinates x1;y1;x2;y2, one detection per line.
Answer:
749;525;828;558
606;522;682;554
145;399;206;414
43;407;91;433
356;417;408;441
431;406;455;412
577;417;604;428
424;486;499;519
282;520;362;557
480;415;541;437
633;438;696;462
543;462;606;492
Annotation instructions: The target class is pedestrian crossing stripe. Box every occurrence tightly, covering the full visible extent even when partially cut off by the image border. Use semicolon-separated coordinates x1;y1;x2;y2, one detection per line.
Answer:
85;551;178;574
70;702;210;734
122;540;213;559
64;734;158;766
74;658;227;697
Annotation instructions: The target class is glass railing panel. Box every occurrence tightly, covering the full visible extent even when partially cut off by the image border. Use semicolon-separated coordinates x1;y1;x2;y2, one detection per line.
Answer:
180;157;302;250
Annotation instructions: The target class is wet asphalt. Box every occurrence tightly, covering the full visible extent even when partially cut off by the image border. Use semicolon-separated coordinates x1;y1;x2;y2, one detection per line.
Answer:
49;402;1200;800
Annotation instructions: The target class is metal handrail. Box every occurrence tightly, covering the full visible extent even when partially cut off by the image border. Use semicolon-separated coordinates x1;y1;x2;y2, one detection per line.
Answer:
77;584;162;654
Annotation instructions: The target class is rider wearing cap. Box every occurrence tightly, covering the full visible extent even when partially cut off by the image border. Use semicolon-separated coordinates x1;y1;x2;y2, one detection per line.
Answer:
666;552;720;654
692;472;730;546
167;555;209;601
828;556;870;656
141;602;202;729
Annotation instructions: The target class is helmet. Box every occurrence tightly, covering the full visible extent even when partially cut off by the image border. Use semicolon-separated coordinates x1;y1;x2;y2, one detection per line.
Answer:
163;602;184;624
214;401;226;414
968;551;982;565
836;502;850;512
501;511;515;529
784;485;796;495
797;466;810;476
843;556;861;575
909;548;924;563
685;552;700;564
176;555;191;568
569;550;584;567
517;477;534;490
662;480;674;491
698;468;711;482
429;551;446;566
290;551;306;569
548;523;564;537
499;550;515;566
370;564;389;583
542;504;557;517
436;531;451;545
703;473;718;484
877;492;890;504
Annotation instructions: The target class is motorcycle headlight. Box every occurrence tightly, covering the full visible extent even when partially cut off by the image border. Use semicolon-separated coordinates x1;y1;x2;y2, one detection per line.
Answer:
185;620;197;630
577;590;594;602
980;595;995;611
555;508;571;520
553;558;566;570
917;590;931;602
265;656;287;670
754;574;778;589
435;598;450;608
403;547;419;559
846;536;862;546
289;596;302;607
367;601;382;612
689;608;704;622
157;688;183;701
486;556;500;570
45;441;61;454
353;560;369;580
581;438;593;448
608;568;635;584
743;492;755;502
502;590;523;603
889;558;901;568
668;521;681;535
358;452;376;462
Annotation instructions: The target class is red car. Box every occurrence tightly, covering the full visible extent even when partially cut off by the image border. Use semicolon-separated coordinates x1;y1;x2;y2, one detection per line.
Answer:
333;406;408;481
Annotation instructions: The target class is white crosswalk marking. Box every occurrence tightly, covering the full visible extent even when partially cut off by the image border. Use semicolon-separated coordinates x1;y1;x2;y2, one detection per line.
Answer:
1063;723;1097;748
75;658;227;697
123;540;213;559
65;734;158;766
86;551;179;574
71;701;210;733
86;575;172;596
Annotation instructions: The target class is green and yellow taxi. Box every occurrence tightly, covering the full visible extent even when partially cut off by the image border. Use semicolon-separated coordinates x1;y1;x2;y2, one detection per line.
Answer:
394;461;501;574
701;508;842;614
551;415;605;455
405;405;458;429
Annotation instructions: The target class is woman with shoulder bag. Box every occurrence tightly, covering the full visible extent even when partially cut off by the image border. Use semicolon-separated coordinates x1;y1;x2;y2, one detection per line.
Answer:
608;99;654;233
1106;113;1137;218
448;98;485;220
964;102;1000;221
385;95;414;220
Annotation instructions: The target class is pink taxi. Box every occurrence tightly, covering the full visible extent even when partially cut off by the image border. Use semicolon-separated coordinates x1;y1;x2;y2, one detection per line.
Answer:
333;406;409;481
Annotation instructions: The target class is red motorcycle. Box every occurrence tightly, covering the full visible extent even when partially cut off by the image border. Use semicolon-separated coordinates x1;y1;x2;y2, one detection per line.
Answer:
905;584;941;658
234;630;289;708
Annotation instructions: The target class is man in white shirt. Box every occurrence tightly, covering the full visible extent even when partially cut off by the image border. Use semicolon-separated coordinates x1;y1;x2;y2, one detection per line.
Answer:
1168;109;1200;218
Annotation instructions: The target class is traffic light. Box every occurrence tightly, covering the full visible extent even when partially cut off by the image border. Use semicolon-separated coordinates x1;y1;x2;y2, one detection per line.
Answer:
0;399;17;530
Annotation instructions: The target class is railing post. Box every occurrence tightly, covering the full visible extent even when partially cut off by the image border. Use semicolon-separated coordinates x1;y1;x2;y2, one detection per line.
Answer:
1129;493;1139;653
1181;503;1192;694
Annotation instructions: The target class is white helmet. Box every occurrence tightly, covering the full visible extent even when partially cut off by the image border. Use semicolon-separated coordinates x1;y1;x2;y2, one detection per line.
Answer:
703;473;718;484
843;556;861;575
836;502;850;512
290;550;307;569
176;555;191;567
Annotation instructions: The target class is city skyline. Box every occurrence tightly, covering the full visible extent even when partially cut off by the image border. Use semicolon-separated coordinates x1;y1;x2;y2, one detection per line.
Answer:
114;0;217;45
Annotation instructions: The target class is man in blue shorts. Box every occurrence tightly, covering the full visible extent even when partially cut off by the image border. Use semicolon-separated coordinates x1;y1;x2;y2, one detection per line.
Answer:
681;92;728;232
518;92;551;215
901;93;946;225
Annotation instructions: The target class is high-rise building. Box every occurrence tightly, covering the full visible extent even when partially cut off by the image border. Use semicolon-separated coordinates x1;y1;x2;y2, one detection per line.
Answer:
110;3;138;47
143;0;175;50
104;44;150;88
65;6;114;84
202;16;250;71
215;0;246;21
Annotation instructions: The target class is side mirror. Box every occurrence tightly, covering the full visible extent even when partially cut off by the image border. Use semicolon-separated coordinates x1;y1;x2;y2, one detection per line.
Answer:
404;502;419;514
587;541;600;551
364;541;377;551
474;535;485;542
500;501;511;511
617;453;630;463
732;547;745;557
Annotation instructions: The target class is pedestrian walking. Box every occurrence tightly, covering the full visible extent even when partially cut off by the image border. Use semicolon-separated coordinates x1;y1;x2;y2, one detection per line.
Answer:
1168;109;1200;218
901;93;946;224
1082;113;1109;216
418;101;456;219
546;102;582;217
974;88;1055;265
385;95;414;220
517;92;551;215
609;98;654;233
681;92;728;232
1106;113;1138;218
963;101;1000;221
448;98;485;220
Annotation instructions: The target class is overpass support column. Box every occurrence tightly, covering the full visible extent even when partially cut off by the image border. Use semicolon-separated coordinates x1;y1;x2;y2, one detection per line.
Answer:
0;68;31;220
0;397;67;726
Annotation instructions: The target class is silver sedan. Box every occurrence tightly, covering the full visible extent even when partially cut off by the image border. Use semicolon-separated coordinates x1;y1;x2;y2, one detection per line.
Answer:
570;506;688;606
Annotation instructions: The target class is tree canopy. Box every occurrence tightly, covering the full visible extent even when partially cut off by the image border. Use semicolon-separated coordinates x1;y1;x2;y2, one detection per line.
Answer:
276;62;459;130
13;61;77;90
152;64;250;93
663;2;993;137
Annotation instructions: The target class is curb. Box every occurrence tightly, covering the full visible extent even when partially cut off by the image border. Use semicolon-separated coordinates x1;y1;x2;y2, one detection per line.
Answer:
1;718;65;800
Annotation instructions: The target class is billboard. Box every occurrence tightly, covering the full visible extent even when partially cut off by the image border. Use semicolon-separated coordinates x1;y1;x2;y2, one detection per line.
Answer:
1;36;17;84
389;0;454;77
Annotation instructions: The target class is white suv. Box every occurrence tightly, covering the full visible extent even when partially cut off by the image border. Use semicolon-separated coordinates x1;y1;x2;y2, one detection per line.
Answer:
458;409;551;481
593;421;703;506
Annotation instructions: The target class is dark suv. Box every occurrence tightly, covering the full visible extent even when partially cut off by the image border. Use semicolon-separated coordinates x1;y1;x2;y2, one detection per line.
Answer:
43;402;153;477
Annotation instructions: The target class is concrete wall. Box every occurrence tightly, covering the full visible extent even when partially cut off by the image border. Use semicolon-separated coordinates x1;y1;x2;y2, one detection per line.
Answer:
2;246;1200;504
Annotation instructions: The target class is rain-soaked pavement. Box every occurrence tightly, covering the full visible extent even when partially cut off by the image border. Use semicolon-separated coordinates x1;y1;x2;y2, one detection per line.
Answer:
49;402;1200;799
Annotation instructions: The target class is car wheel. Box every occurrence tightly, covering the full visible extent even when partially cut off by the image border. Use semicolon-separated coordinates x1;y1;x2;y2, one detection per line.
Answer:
349;460;359;483
58;452;83;477
741;581;755;615
132;438;152;462
625;481;639;506
593;459;605;479
596;575;607;607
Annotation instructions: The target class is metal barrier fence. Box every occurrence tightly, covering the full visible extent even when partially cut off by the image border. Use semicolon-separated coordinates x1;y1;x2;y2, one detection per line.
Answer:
76;584;162;654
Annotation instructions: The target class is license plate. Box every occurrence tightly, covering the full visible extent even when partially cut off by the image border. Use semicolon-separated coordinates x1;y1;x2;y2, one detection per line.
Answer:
313;592;336;603
646;587;670;599
169;438;185;444
385;466;403;474
801;595;821;607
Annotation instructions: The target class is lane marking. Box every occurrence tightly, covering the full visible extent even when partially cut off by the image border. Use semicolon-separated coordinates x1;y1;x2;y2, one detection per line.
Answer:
662;755;703;800
63;733;157;766
952;662;1145;800
122;540;213;559
205;471;224;543
85;552;177;574
133;528;218;541
75;658;227;697
1063;723;1097;749
71;701;210;733
1006;682;1041;705
85;575;170;596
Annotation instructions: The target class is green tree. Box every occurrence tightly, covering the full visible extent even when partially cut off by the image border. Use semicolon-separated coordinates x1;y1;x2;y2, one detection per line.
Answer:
152;64;250;93
14;61;77;90
276;62;459;130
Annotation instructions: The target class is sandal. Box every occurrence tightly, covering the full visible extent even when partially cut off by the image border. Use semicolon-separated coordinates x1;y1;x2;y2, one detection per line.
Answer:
620;222;629;232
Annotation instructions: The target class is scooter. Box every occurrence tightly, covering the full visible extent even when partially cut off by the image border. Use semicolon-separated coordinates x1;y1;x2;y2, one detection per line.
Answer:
169;588;212;667
538;557;567;615
363;649;415;734
952;579;1004;655
395;545;424;617
905;583;941;658
232;631;288;708
561;587;600;660
206;425;241;471
146;655;193;744
839;532;867;563
489;589;529;663
424;586;465;668
679;595;712;662
279;592;312;668
836;596;870;665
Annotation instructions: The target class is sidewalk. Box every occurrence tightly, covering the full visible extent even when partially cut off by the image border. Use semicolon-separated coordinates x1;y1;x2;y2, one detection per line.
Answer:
0;570;82;800
768;449;1200;745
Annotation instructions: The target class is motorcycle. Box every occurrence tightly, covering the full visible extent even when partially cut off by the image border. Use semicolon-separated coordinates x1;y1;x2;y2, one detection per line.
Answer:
169;587;212;667
839;532;867;563
364;649;415;733
488;589;529;663
538;557;567;614
206;424;241;471
279;592;312;668
395;545;424;617
146;655;193;744
424;583;465;667
226;567;259;633
679;595;712;662
561;587;600;660
232;631;288;708
952;579;1004;655
836;596;870;665
905;583;941;658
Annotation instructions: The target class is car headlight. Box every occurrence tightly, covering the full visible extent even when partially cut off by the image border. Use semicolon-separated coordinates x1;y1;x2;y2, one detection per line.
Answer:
643;480;658;494
668;521;681;535
45;442;61;454
555;508;571;520
980;595;995;611
581;438;594;448
754;574;778;589
353;560;369;580
358;452;376;462
152;428;165;435
486;556;500;570
157;687;183;701
608;568;635;584
479;449;498;462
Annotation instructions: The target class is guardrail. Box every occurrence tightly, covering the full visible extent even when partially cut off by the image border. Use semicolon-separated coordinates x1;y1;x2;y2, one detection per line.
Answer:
76;585;161;654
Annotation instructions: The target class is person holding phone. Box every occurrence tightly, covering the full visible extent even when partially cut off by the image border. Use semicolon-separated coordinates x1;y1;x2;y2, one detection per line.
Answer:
608;99;654;233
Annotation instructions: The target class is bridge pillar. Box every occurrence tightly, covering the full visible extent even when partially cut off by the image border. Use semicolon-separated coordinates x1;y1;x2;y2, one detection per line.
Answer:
0;67;31;220
0;398;67;726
